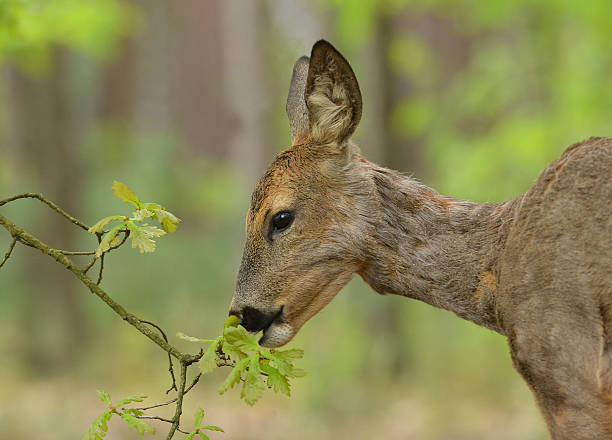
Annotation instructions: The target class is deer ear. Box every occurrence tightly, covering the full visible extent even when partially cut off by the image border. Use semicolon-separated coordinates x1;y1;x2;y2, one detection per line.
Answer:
286;56;311;145
305;40;362;145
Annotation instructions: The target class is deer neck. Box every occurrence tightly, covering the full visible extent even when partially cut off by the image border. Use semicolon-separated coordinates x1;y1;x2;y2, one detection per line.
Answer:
355;163;518;334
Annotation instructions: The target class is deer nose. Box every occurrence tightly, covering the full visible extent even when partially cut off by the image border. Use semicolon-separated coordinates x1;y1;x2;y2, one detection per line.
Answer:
229;306;279;333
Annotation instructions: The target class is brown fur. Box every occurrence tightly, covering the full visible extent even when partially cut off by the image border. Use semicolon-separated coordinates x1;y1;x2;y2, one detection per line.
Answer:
229;40;612;439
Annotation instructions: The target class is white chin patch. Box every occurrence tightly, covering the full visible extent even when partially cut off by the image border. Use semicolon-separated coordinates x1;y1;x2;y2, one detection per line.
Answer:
259;322;294;348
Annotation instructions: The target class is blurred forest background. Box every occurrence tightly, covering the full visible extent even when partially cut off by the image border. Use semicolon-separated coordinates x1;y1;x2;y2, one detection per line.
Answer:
1;0;611;439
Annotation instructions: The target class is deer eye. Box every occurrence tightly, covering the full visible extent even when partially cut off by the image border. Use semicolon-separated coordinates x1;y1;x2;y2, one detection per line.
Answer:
270;211;294;234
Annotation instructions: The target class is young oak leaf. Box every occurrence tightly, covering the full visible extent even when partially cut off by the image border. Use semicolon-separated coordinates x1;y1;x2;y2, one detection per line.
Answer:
270;349;304;362
116;394;147;406
154;209;181;233
120;413;155;435
88;215;126;234
126;222;165;254
221;341;248;362
176;332;217;344
95;224;125;258
83;410;112;440
193;407;205;428
241;355;265;406
201;425;224;432
223;326;259;352
224;315;240;328
112;181;142;208
219;357;249;394
132;209;154;221
97;390;112;405
122;408;144;417
259;362;290;396
199;337;222;374
261;351;306;378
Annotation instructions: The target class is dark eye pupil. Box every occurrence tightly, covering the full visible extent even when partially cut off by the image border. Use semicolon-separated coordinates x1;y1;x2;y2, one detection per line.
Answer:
272;211;293;232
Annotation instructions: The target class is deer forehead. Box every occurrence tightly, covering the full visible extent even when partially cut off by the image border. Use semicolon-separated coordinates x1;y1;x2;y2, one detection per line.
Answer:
246;148;305;235
245;144;358;236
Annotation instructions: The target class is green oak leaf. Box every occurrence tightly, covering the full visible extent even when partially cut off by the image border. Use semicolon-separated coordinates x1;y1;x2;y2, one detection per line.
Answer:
112;181;142;208
116;394;147;406
223;326;259;352
88;215;126;234
221;341;248;362
176;332;217;343
224;315;240;328
154;209;181;233
127;222;165;253
260;362;290;396
241;355;265;406
97;390;112;405
120;413;155;435
95;224;124;258
270;348;304;362
261;351;306;378
201;425;224;432
199;338;221;374
83;410;112;440
132;209;154;221
219;357;248;394
194;407;204;428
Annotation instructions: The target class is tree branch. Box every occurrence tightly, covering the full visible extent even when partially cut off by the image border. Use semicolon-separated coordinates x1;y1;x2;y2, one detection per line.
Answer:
0;212;199;364
0;193;90;231
166;362;188;440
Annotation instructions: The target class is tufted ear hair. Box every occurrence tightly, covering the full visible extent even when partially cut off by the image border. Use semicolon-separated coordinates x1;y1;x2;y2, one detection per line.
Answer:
305;40;362;145
286;56;311;145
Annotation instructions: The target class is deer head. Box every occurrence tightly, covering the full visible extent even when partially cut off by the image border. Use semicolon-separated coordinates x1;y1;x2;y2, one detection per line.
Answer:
229;40;369;347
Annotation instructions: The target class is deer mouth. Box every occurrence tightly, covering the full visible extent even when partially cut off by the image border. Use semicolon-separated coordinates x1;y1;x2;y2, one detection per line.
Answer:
258;308;294;348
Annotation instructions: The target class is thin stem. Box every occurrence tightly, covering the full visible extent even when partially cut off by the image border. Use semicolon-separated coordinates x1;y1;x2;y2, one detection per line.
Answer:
56;249;96;255
83;229;129;274
132;373;202;412
97;253;105;285
166;362;188;440
0;237;17;269
140;319;178;393
0;193;90;231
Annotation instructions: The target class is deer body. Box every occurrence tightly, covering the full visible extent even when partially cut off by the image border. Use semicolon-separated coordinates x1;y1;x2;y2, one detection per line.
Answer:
229;40;612;439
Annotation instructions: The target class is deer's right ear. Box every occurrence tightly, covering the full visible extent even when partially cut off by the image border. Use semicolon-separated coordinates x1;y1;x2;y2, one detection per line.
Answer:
305;40;362;145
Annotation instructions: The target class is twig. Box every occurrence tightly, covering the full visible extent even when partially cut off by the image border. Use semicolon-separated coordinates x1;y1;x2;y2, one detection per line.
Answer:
166;362;188;440
56;249;96;255
83;229;129;275
0;237;17;269
0;193;90;231
132;373;202;412
97;253;105;285
140;319;178;393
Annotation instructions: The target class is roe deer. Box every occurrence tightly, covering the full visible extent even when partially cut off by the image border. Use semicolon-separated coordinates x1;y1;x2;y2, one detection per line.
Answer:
228;40;612;439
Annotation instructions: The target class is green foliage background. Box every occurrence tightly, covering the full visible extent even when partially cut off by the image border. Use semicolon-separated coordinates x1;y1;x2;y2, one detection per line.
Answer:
1;1;610;439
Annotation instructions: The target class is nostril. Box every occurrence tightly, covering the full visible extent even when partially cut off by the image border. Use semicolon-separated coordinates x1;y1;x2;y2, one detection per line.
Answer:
241;306;277;332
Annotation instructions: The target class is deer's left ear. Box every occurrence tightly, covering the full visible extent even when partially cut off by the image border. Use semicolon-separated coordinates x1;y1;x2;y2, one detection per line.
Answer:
305;40;362;145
